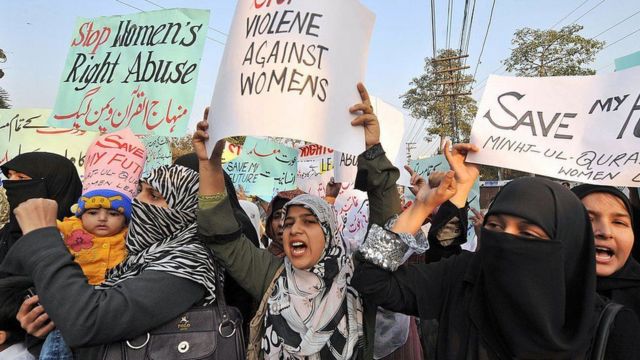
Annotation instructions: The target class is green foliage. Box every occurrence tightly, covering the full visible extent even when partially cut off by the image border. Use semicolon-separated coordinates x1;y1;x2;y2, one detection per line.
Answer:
503;24;605;77
170;134;194;161
401;49;477;142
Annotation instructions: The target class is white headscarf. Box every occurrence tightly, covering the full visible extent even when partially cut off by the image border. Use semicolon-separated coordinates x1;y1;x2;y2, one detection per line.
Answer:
262;194;363;359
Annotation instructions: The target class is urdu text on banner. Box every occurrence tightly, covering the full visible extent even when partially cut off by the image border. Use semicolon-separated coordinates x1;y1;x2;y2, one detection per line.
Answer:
207;0;375;156
467;68;640;187
48;8;210;136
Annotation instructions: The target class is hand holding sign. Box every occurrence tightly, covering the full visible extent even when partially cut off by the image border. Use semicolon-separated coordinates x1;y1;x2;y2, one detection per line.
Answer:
350;83;380;150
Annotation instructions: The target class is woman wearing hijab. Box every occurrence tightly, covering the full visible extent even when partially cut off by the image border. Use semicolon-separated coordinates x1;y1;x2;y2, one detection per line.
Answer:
0;152;82;262
1;165;219;358
352;161;640;359
264;189;306;257
195;84;428;359
196;148;365;358
572;185;640;317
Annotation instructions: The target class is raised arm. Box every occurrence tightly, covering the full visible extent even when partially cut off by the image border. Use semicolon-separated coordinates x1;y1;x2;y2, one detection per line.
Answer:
351;83;402;226
193;110;282;299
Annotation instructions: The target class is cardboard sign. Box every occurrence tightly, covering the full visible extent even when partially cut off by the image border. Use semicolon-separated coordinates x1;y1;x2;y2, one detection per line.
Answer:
334;189;369;255
296;143;335;196
208;0;375;155
468;69;640;186
83;128;146;199
333;96;408;184
140;135;171;175
49;9;210;136
0;109;98;175
224;137;298;200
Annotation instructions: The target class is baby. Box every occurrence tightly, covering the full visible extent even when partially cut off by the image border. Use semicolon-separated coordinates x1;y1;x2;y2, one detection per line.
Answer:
58;128;146;285
41;128;146;359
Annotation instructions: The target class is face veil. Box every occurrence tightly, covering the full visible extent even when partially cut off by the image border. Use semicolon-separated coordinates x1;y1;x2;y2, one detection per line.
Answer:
470;177;597;358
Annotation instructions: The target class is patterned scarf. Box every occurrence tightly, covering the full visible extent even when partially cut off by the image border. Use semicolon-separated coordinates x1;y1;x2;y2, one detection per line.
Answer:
99;165;218;305
262;194;363;359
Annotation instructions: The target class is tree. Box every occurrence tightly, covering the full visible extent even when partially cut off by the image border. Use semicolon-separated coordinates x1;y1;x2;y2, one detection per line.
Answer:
503;24;604;77
401;49;477;143
170;134;194;161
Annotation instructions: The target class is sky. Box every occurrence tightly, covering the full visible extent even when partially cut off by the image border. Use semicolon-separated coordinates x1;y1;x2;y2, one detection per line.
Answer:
1;0;639;158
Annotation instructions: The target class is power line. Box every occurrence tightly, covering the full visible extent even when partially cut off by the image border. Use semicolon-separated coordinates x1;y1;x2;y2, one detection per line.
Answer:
114;0;144;12
473;0;608;92
446;0;453;49
551;0;591;29
472;0;496;80
463;0;477;57
458;0;471;55
567;0;607;26
113;0;226;45
593;8;640;39
141;0;229;37
602;25;640;50
430;0;437;58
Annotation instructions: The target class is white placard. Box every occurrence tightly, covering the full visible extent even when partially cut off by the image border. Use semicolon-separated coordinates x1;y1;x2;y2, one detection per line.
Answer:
467;68;640;186
333;96;409;184
208;0;375;156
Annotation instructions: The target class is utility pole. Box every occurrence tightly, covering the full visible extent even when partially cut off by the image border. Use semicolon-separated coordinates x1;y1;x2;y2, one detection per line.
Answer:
432;54;471;143
406;142;416;163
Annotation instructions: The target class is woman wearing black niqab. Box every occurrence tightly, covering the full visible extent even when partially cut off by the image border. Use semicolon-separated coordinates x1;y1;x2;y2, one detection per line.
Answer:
353;176;640;359
572;184;640;318
0;152;82;262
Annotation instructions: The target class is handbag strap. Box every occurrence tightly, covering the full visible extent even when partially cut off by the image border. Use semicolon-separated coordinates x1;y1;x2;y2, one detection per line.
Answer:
247;264;285;360
590;301;624;360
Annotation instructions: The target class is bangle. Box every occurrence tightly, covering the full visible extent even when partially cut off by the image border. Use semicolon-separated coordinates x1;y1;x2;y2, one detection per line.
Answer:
198;192;226;202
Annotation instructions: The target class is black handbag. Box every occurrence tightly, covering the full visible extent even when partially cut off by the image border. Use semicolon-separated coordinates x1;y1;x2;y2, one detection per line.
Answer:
590;301;624;360
101;264;245;360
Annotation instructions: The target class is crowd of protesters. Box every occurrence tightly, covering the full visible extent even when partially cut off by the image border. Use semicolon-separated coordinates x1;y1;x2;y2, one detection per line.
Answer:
0;83;638;360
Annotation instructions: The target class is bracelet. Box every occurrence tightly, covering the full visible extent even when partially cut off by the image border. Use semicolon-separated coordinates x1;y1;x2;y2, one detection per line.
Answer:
358;215;429;271
198;192;226;202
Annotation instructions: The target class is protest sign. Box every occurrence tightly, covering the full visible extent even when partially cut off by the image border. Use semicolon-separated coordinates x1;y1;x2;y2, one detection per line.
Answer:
139;135;171;175
83;128;146;199
48;9;209;136
0;108;98;175
406;154;481;249
224;137;297;200
222;142;243;163
296;143;334;196
333;96;408;184
467;69;640;187
334;189;369;255
208;0;375;156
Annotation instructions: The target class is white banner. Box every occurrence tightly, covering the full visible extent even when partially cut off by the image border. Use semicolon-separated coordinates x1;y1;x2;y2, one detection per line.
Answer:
208;0;375;156
468;68;640;186
333;96;409;185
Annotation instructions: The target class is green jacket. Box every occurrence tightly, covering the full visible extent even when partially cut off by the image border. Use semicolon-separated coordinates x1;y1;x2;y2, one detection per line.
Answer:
197;144;400;359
